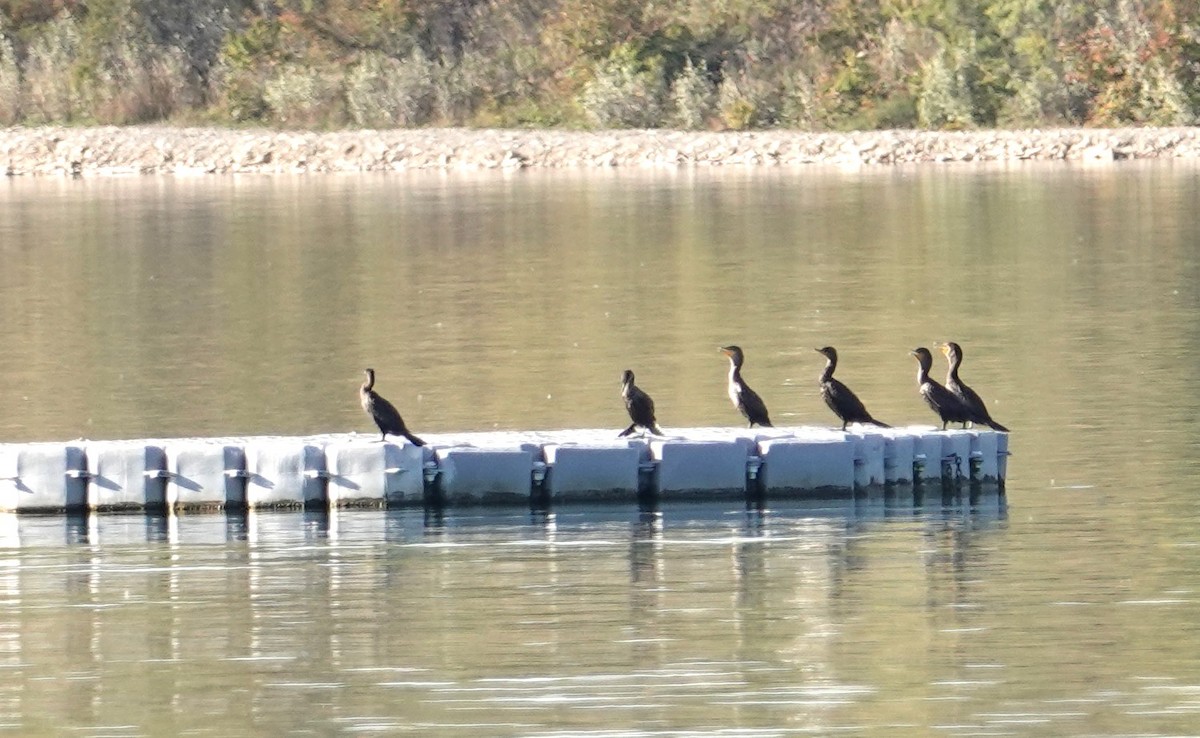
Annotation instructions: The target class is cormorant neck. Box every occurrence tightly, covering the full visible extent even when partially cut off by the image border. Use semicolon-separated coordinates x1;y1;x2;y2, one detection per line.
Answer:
916;361;930;384
947;354;962;383
362;371;375;392
819;356;836;383
728;361;742;384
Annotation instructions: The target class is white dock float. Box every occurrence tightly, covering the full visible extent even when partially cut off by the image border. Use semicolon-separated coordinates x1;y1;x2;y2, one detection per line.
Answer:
882;433;916;485
970;431;1001;482
757;436;856;492
0;426;1008;513
912;432;947;484
851;433;886;489
542;442;645;503
325;439;428;507
436;444;540;506
165;442;246;510
651;437;754;500
0;444;88;511
996;432;1010;480
85;441;168;511
243;439;326;509
940;431;973;481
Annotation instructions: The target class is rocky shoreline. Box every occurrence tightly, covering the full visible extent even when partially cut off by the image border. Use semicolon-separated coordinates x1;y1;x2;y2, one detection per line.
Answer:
3;125;1200;176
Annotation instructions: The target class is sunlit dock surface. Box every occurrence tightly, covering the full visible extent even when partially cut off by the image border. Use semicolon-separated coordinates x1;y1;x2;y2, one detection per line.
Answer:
0;427;1007;514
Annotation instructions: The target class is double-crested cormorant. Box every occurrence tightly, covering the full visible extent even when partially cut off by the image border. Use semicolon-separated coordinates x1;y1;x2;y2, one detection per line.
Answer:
815;346;890;431
720;345;773;428
910;348;971;430
360;368;425;446
940;342;1009;432
618;369;665;437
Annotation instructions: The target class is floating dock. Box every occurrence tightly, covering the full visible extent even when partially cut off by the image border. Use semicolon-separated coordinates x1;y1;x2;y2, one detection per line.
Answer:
0;426;1008;513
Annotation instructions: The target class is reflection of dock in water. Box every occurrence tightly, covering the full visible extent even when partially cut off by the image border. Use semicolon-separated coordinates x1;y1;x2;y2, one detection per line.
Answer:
0;426;1008;514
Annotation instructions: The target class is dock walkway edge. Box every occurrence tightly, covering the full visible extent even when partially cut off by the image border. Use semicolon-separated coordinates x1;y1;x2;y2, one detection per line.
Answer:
0;426;1009;513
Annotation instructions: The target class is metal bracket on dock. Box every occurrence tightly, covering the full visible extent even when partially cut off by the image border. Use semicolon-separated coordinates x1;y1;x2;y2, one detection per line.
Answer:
531;461;548;484
144;470;173;480
303;469;331;480
422;461;440;483
942;453;963;481
224;469;249;479
746;456;763;481
968;451;984;481
65;469;93;480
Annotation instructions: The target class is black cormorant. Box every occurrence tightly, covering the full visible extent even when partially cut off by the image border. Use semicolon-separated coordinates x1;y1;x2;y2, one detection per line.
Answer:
815;346;890;431
720;345;773;428
910;348;971;430
618;369;665;437
360;368;425;446
940;342;1009;432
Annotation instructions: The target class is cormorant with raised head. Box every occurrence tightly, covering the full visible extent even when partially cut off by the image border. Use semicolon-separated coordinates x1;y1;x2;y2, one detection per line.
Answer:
815;346;890;431
618;369;665;437
910;348;971;430
720;345;773;427
939;342;1009;432
360;368;425;446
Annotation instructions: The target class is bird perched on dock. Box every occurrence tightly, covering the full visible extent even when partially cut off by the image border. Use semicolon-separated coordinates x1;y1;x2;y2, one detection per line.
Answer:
359;368;425;446
814;346;890;431
618;369;664;437
720;345;773;427
910;347;971;430
939;342;1009;432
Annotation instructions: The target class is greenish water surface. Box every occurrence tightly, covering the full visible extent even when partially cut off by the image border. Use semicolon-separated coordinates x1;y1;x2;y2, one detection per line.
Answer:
0;163;1198;736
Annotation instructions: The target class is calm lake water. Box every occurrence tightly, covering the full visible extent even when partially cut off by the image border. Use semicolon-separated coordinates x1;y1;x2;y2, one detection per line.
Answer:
1;162;1200;735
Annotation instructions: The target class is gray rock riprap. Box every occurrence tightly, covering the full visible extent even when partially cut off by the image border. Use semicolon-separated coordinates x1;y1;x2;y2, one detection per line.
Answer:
3;126;1199;175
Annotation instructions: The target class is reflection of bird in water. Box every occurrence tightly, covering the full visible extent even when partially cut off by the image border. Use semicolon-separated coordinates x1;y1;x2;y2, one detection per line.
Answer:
940;342;1009;432
815;346;890;431
910;348;970;431
359;368;425;446
720;345;773;428
618;369;664;437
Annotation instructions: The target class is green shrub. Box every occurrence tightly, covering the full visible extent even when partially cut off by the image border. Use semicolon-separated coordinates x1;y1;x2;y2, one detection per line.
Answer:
208;16;287;123
1000;66;1085;126
579;45;666;128
1137;58;1196;126
345;50;437;128
0;24;20;124
434;50;488;125
670;57;715;129
22;12;83;123
917;48;974;129
262;63;344;128
81;27;198;124
717;68;779;130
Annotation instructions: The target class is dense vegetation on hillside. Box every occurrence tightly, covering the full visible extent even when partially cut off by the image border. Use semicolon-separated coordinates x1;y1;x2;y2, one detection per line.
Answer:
0;0;1197;130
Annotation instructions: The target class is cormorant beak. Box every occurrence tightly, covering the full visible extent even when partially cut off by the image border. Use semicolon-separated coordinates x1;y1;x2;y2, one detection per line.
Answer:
938;344;950;356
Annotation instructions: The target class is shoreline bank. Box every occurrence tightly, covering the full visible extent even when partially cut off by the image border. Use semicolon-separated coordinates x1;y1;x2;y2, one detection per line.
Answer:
3;125;1200;176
